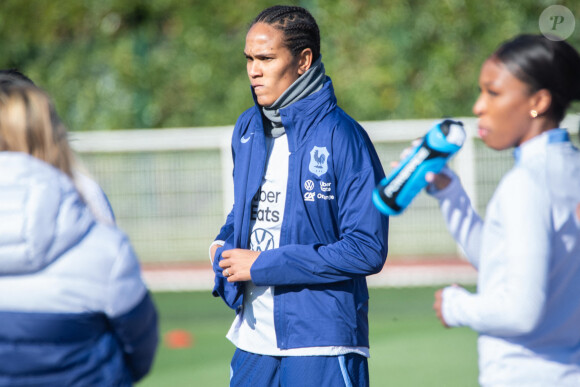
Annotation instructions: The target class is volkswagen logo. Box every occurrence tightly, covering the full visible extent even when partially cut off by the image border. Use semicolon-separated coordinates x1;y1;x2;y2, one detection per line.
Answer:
250;228;275;251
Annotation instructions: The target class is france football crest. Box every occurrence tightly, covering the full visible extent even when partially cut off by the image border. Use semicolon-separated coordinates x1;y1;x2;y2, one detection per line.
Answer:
309;146;329;177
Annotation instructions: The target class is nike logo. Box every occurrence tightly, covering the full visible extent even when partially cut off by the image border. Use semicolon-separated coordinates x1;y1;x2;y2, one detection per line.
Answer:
241;133;253;143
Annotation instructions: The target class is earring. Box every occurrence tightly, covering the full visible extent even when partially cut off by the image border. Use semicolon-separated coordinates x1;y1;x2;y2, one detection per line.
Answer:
530;110;538;118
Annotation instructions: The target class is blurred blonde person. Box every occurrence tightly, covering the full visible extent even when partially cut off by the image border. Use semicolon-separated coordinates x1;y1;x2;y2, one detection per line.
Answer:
0;81;158;386
0;69;115;225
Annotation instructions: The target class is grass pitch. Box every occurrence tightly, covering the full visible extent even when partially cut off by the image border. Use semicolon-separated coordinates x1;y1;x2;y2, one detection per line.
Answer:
138;287;478;386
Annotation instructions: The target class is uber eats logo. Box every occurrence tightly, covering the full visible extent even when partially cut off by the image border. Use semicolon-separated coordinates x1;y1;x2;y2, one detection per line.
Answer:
251;188;281;222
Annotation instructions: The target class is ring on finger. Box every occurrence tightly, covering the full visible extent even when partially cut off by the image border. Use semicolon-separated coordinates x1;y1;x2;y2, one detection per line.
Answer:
224;268;230;277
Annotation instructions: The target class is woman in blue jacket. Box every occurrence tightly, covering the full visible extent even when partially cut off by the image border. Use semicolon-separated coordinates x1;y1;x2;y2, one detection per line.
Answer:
210;5;389;386
0;81;158;386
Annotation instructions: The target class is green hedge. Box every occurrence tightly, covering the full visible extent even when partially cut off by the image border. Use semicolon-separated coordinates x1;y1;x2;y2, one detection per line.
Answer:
1;0;578;131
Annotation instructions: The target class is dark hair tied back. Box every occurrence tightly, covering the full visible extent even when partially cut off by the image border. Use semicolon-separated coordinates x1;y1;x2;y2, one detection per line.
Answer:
251;5;321;62
494;34;580;123
0;69;35;87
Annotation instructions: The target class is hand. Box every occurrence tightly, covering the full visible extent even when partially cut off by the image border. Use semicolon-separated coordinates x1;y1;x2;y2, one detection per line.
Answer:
433;288;450;328
391;139;452;192
389;138;421;169
219;248;260;282
425;171;452;191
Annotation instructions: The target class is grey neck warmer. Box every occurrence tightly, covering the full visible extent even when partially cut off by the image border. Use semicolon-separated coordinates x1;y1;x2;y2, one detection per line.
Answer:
261;56;326;138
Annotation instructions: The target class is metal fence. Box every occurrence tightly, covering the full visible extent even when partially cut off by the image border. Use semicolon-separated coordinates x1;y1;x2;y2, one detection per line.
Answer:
70;116;580;264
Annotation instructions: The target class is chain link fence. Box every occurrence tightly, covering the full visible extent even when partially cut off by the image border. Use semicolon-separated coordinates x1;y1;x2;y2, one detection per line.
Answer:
71;116;580;264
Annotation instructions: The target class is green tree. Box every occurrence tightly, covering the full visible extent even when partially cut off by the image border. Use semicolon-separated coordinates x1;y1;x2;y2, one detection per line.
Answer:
1;0;578;131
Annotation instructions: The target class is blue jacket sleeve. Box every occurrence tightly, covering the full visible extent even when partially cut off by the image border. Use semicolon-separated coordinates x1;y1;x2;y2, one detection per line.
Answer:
211;122;244;309
110;293;159;382
106;238;159;382
251;165;388;286
212;235;244;310
215;206;234;243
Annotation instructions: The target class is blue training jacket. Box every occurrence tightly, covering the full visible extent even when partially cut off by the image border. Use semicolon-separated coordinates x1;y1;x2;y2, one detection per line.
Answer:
0;153;158;386
213;78;389;349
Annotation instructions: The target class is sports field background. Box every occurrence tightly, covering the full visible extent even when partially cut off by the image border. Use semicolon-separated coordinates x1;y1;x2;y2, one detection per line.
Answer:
2;3;578;385
138;287;479;387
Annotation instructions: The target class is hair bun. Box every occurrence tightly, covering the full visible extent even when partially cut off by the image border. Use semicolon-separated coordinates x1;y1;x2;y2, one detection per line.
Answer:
557;41;580;102
494;35;580;122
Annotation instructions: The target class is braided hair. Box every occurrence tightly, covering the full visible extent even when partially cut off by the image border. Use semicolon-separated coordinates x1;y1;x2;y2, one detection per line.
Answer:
250;5;320;62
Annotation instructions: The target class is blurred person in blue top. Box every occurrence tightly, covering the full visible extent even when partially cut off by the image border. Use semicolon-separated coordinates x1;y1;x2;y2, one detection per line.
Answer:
0;69;116;226
0;80;158;386
209;5;388;386
428;35;580;386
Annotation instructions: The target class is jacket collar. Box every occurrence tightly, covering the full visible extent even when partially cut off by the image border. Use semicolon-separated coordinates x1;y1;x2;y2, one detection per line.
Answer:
250;77;337;152
513;128;570;164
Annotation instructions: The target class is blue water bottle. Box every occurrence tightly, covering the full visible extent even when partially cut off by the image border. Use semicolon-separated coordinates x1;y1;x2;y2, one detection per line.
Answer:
372;119;465;216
